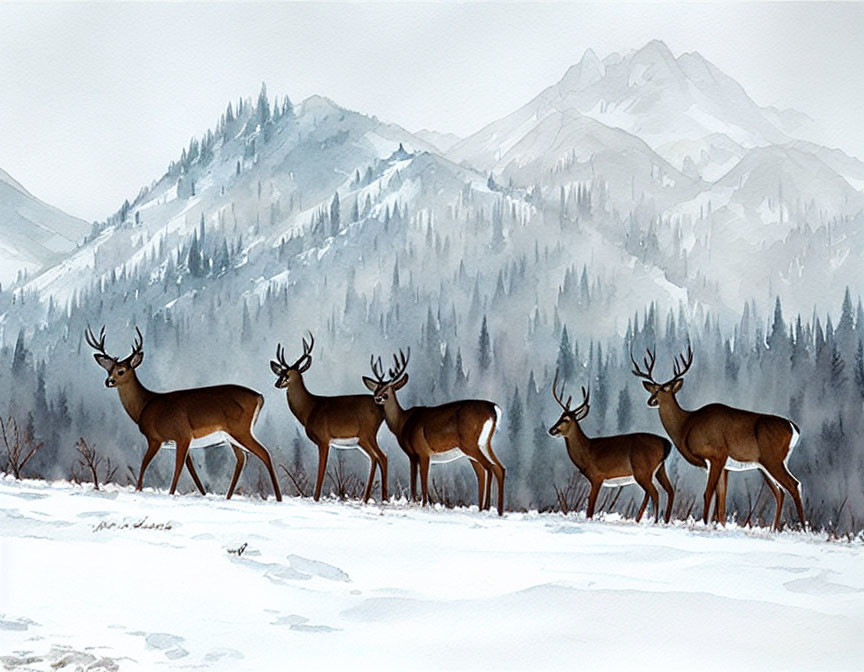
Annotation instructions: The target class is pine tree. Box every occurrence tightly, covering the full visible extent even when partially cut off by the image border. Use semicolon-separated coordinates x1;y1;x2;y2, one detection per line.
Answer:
616;387;632;431
478;316;491;371
508;385;523;442
556;326;575;381
11;329;27;375
329;192;341;236
256;82;271;126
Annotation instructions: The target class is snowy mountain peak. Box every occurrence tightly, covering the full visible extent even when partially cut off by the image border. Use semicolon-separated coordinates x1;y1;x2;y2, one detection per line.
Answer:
559;48;605;92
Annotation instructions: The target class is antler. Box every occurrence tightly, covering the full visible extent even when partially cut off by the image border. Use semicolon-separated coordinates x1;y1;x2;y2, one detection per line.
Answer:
127;326;143;361
292;332;315;369
630;347;658;384
388;348;410;381
369;354;387;383
551;368;572;412
672;343;694;380
275;343;289;369
85;325;110;357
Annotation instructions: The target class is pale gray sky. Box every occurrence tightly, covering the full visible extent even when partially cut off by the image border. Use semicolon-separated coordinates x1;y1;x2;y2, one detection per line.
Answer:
1;1;862;222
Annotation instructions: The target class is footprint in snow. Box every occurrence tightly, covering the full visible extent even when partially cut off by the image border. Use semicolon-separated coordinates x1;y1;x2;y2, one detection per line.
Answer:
287;555;351;582
271;614;340;632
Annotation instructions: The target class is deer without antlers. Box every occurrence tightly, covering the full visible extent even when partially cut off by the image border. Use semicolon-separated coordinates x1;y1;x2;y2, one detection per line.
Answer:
363;349;506;514
631;345;803;529
271;334;387;503
548;371;674;522
85;326;281;501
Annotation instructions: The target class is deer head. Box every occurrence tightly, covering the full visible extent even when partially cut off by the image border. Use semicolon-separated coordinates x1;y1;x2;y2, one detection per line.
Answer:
85;326;144;388
630;345;693;407
548;369;590;437
270;333;314;389
362;348;410;406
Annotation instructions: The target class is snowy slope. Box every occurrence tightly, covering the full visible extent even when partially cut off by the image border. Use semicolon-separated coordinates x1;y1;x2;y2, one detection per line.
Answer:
1;478;862;671
0;168;89;287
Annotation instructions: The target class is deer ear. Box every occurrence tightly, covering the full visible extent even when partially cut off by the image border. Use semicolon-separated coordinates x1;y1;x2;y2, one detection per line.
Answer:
128;350;144;368
671;378;683;393
362;376;378;392
270;361;282;376
642;381;658;394
94;354;114;372
575;405;590;422
393;374;409;390
297;357;312;374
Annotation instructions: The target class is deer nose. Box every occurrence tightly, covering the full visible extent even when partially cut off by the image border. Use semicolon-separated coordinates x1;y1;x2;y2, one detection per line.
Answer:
105;378;116;387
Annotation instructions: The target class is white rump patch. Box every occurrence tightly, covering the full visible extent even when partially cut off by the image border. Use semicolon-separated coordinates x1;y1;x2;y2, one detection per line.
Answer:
602;476;636;488
477;410;498;462
329;437;361;450
431;448;465;464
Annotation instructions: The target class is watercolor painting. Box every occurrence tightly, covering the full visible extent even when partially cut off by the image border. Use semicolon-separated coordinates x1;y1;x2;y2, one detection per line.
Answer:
1;2;863;669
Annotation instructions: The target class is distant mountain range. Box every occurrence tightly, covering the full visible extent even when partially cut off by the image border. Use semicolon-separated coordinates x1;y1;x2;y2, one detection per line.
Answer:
2;40;863;342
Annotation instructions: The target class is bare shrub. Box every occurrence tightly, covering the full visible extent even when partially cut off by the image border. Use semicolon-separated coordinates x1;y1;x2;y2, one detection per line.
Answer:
279;463;312;497
71;437;118;490
0;416;42;479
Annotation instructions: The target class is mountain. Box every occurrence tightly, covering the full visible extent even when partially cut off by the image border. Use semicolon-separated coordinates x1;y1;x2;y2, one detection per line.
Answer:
449;40;793;178
413;129;462;153
0;167;89;287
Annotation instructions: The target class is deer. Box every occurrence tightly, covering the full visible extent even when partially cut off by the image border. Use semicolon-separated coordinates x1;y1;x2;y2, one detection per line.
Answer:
85;326;281;501
631;346;804;530
548;370;674;523
362;349;506;514
270;334;388;503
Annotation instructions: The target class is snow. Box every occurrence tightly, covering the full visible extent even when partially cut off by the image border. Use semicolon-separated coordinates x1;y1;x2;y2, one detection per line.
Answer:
2;477;863;670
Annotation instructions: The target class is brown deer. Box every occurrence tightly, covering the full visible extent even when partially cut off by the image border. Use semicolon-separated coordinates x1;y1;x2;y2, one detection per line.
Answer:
270;335;387;503
631;346;803;529
362;349;506;514
85;326;281;501
548;371;674;523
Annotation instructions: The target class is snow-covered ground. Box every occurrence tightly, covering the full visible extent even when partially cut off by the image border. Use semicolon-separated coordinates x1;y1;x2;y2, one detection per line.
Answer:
1;478;863;671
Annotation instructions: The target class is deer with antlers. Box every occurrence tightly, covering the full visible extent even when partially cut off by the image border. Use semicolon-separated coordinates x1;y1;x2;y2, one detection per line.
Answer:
270;334;387;502
363;349;506;514
631;346;804;529
85;326;281;501
549;371;674;522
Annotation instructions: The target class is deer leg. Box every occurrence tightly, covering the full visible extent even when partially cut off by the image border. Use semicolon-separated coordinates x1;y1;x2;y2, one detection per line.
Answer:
635;492;650;523
169;438;191;495
469;459;487;510
367;437;388;502
185;453;206;495
226;444;247;499
313;443;330;502
586;482;601;519
485;453;506;516
409;457;419;502
655;462;675;524
359;445;377;503
703;461;724;525
635;473;660;523
228;429;282;502
759;470;785;531
714;469;729;527
137;438;161;491
418;455;431;506
765;461;805;528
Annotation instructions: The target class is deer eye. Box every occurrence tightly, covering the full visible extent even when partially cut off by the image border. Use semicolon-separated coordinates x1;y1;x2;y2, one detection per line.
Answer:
117;369;125;376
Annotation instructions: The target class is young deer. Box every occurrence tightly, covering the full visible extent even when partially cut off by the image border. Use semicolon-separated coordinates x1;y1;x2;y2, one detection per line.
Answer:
548;371;674;522
362;350;506;514
271;335;387;502
631;346;803;529
85;326;281;501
